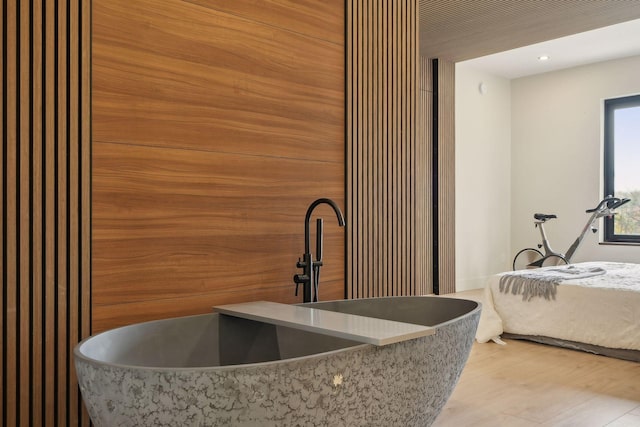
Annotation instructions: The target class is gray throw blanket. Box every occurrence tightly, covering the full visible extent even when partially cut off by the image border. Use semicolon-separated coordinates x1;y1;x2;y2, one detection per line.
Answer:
499;264;607;301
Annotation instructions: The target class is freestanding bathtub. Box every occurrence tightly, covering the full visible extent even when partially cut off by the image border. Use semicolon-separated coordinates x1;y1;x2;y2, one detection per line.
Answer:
74;296;480;426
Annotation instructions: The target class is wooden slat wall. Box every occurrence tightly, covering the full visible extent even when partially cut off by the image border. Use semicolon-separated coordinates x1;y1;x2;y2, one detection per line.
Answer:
92;0;345;332
433;58;456;294
418;55;433;295
347;0;429;298
1;0;91;426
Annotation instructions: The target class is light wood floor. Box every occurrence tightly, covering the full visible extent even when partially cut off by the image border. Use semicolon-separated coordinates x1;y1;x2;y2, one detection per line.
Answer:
434;290;640;426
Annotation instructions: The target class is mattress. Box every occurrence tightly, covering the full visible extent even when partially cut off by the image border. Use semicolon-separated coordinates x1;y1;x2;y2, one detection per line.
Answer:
476;262;640;355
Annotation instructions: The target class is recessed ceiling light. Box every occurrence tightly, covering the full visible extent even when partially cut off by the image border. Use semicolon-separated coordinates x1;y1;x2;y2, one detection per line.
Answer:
538;55;550;61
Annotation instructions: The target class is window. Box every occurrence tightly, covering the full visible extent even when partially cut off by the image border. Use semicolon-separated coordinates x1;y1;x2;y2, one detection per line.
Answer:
603;94;640;243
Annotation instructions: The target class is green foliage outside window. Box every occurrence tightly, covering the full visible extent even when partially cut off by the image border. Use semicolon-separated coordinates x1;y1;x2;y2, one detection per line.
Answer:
613;190;640;235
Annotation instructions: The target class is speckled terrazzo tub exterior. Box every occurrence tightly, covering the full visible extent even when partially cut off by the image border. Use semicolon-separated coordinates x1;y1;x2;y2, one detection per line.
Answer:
74;296;480;427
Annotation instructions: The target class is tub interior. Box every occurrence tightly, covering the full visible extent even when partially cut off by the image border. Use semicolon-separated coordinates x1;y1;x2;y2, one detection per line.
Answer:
77;296;478;369
308;296;478;327
77;313;361;369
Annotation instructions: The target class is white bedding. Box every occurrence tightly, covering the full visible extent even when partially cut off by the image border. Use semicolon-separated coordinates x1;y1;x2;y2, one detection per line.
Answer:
476;262;640;351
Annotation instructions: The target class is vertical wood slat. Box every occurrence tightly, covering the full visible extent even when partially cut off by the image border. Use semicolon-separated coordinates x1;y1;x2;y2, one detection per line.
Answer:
390;0;396;296
57;0;69;422
19;2;32;424
31;1;44;425
368;0;374;298
436;58;456;294
5;3;19;425
358;0;364;299
410;0;416;294
0;0;5;416
2;0;91;425
44;0;57;423
346;0;422;298
399;0;405;295
380;0;388;298
346;0;353;300
373;0;378;297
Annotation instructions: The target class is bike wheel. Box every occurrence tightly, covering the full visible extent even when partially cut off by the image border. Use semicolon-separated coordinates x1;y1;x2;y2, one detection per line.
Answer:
512;248;543;271
541;254;568;267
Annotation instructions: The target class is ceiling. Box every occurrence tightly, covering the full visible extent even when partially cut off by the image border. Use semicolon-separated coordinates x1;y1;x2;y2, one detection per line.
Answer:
419;0;640;67
458;18;640;79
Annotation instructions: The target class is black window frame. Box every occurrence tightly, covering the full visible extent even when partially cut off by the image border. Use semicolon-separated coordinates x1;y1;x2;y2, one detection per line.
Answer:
603;94;640;243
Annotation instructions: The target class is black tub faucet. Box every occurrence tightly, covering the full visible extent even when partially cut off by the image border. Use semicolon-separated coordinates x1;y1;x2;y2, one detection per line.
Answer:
294;198;345;303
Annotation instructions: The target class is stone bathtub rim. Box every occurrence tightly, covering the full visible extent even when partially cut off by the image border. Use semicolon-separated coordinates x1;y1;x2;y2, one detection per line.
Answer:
74;295;480;373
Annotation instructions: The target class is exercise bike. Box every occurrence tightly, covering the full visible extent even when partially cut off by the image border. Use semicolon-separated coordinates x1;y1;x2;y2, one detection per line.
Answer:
512;195;630;270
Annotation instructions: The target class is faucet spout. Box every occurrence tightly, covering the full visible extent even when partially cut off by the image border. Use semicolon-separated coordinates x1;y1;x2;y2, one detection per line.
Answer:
304;198;346;254
294;198;346;303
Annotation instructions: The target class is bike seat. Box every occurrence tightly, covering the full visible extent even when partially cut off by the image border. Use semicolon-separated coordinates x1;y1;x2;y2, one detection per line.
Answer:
534;213;557;221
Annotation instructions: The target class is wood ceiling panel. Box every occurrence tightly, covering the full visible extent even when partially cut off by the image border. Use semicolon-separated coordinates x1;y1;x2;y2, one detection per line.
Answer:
420;0;640;61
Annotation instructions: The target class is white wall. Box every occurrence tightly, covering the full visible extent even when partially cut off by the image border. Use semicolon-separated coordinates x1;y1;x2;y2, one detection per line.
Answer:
455;65;512;290
511;55;640;264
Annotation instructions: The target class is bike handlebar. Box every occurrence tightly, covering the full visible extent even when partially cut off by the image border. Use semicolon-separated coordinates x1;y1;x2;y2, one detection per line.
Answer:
608;197;630;210
585;195;631;213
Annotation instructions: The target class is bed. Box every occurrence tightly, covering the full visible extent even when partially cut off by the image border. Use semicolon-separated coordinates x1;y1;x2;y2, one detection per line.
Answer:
476;261;640;362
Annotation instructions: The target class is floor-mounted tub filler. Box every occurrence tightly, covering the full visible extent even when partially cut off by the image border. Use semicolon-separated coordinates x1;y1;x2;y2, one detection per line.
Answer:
74;296;480;426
